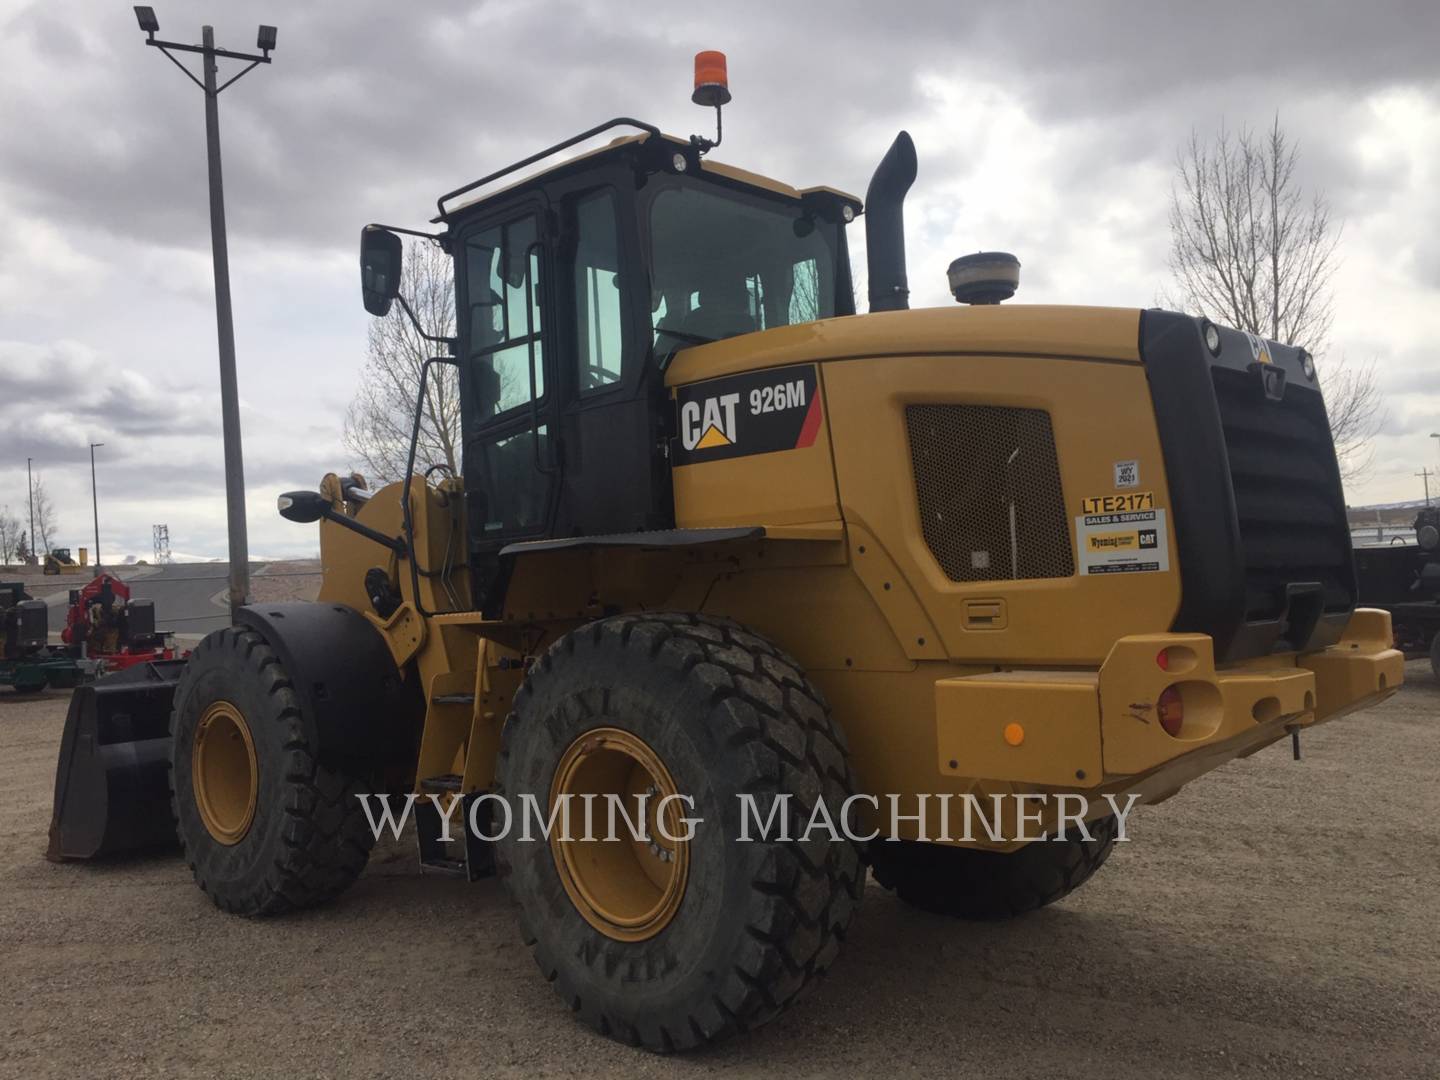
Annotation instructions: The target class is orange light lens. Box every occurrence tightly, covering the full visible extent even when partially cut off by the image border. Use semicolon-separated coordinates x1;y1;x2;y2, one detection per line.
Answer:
694;50;728;92
1157;685;1184;737
1003;722;1025;747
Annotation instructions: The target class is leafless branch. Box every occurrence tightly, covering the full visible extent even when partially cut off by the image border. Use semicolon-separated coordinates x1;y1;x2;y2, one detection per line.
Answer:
31;475;58;554
1166;116;1377;480
342;240;460;484
0;506;19;565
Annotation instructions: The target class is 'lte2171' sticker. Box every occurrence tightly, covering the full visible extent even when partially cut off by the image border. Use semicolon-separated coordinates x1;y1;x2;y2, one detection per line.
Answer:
1076;493;1169;575
672;364;822;465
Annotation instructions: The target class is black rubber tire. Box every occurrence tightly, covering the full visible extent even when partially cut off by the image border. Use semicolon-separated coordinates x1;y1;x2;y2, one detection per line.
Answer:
1429;631;1439;681
870;815;1117;920
169;626;376;916
495;612;864;1052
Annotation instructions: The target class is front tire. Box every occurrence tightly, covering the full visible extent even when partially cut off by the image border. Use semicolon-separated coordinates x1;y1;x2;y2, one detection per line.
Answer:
870;815;1117;920
170;626;376;915
495;613;864;1051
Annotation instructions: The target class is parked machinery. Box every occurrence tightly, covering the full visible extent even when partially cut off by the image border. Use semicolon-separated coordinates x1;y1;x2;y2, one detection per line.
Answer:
61;573;171;669
48;55;1403;1051
1;581;83;692
1355;505;1440;676
43;547;87;576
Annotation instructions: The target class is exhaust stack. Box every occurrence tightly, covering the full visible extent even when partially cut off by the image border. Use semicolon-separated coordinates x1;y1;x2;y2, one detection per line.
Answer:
865;131;918;312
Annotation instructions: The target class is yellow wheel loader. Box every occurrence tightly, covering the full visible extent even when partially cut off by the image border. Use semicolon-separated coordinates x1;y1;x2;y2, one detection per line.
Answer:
49;57;1402;1052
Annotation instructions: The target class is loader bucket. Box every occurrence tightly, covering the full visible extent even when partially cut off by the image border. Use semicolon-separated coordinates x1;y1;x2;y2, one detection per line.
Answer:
46;659;187;861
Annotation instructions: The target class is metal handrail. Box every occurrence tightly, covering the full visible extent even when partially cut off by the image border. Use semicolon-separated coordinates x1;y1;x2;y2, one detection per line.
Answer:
435;117;661;220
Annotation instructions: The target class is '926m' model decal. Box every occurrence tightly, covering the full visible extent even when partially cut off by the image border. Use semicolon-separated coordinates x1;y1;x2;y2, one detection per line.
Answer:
671;364;822;466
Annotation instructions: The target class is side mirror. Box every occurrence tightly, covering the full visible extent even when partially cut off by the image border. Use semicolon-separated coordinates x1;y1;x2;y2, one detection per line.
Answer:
360;226;403;317
277;490;330;524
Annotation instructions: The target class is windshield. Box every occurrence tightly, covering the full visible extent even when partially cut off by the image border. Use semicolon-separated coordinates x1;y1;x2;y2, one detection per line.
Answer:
649;184;841;349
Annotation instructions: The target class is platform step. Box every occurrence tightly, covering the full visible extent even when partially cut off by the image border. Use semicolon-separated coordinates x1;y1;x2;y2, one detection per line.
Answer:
419;856;468;876
412;790;496;883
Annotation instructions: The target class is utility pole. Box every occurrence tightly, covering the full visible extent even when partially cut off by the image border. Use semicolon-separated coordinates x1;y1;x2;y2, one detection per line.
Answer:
25;457;34;562
134;8;276;615
1419;467;1434;507
90;443;105;569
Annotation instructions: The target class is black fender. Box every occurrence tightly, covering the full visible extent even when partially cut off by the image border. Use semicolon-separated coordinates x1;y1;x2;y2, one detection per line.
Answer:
235;601;423;773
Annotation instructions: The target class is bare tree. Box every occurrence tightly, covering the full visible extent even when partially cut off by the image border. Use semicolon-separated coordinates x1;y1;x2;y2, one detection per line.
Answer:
343;240;461;484
31;475;58;553
1318;353;1385;481
0;506;19;566
1167;117;1383;480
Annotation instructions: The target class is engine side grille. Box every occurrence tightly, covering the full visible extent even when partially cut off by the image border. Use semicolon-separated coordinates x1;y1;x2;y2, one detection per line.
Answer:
906;404;1074;583
1211;367;1354;619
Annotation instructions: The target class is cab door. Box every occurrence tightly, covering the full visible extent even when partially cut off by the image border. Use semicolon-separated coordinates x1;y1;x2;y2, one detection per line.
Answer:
456;201;560;593
548;176;671;535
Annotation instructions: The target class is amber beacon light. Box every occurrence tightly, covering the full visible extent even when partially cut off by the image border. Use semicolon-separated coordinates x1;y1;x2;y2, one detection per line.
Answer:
689;50;730;154
692;50;731;106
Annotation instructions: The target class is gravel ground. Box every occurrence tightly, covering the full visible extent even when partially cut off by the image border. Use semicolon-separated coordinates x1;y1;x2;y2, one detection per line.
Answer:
248;561;323;605
1;662;1436;1079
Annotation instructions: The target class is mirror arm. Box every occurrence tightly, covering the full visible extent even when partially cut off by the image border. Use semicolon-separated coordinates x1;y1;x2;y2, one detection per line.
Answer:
319;506;407;554
365;221;447;244
394;293;456;349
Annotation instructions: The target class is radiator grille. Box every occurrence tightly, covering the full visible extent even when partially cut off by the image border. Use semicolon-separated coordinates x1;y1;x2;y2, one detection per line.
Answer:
906;404;1074;583
1211;368;1354;619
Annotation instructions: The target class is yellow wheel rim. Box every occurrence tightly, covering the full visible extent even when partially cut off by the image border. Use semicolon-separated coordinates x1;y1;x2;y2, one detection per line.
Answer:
192;700;259;846
549;727;690;942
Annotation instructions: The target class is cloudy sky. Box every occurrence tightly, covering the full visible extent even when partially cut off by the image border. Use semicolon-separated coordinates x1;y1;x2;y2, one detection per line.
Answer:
2;0;1438;560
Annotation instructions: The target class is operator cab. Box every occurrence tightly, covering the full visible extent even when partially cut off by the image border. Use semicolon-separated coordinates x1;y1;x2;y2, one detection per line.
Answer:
362;111;859;610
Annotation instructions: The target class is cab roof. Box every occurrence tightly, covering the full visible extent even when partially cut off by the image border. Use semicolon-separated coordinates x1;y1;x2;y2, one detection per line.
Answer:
434;126;860;224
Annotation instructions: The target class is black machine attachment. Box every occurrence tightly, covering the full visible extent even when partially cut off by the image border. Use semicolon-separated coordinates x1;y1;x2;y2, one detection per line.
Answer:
46;660;187;860
2;599;48;659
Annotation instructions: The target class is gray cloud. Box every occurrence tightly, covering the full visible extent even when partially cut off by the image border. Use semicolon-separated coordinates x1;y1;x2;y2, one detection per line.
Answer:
3;0;1439;555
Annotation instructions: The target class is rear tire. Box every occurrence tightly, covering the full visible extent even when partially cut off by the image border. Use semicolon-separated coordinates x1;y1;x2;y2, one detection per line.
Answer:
495;612;864;1051
870;815;1117;920
1429;630;1439;681
170;626;376;915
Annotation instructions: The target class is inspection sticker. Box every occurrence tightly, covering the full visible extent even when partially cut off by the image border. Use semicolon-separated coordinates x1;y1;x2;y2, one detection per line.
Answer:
1076;499;1168;575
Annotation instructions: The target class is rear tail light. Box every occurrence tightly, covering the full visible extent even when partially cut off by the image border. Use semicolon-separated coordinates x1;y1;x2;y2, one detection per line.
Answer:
1157;685;1184;737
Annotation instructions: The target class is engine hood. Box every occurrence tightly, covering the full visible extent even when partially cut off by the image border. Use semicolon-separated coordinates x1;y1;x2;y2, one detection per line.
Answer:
664;305;1143;386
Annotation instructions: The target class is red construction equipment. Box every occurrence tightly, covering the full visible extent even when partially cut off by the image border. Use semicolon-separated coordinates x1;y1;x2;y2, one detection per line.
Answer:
61;573;183;671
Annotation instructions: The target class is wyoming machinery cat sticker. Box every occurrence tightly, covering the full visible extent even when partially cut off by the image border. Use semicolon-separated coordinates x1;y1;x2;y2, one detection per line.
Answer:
671;364;822;465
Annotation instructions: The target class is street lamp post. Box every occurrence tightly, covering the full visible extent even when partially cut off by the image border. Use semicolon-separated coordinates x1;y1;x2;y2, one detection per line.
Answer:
26;457;34;564
90;443;105;569
133;7;277;615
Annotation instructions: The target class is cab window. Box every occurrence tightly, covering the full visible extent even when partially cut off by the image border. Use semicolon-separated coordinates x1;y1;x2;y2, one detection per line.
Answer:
462;215;543;419
571;189;625;393
649;184;839;350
